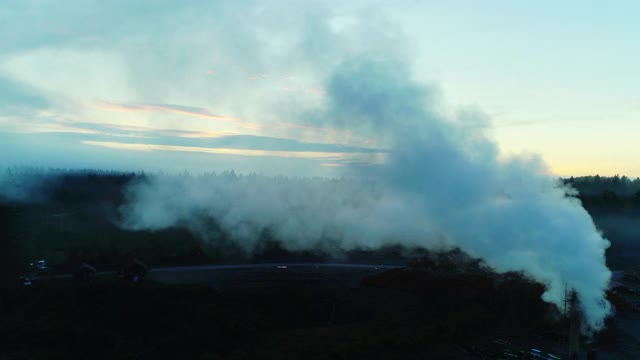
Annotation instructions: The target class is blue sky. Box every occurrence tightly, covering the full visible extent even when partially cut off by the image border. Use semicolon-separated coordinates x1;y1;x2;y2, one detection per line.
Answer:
1;0;638;176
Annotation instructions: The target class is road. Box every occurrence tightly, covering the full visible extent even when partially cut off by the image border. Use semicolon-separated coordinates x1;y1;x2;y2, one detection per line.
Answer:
149;262;402;288
30;262;401;288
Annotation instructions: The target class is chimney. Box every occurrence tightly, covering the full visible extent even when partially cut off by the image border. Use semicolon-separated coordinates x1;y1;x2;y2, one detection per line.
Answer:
568;290;580;359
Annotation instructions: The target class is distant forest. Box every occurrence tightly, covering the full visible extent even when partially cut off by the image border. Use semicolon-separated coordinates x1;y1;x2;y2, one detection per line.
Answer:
565;175;640;196
1;170;640;286
563;175;640;214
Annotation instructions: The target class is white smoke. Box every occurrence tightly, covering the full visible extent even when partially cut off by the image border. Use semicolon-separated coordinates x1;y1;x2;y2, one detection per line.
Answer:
121;56;612;332
121;173;442;252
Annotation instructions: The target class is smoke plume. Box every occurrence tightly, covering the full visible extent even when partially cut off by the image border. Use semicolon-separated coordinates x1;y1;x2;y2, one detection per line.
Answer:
121;56;612;332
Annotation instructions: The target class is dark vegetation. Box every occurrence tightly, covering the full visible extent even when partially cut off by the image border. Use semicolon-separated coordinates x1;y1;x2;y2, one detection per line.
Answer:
564;175;640;217
1;170;639;358
0;262;562;359
564;175;640;269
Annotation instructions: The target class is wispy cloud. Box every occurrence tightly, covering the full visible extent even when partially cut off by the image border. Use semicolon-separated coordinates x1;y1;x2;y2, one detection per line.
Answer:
93;100;375;147
4;121;100;135
95;101;236;122
493;120;551;128
73;122;236;139
307;87;325;96
81;140;386;164
319;162;345;167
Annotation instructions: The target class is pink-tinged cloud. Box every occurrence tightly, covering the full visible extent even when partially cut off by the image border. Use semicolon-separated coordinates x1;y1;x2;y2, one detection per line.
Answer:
240;120;377;148
77;122;237;138
281;123;350;141
238;122;263;130
173;130;236;138
273;122;372;143
81;141;386;164
23;123;101;135
95;101;236;122
274;122;342;134
307;87;325;96
92;101;375;147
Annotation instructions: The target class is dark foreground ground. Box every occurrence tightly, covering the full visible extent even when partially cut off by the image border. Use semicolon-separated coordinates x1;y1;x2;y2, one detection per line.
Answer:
5;261;635;360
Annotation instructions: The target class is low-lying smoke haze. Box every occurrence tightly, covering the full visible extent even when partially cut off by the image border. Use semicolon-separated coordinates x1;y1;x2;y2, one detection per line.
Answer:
122;56;612;332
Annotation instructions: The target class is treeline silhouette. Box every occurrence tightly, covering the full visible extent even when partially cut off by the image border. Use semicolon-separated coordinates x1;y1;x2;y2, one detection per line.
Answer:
564;175;640;216
565;175;640;196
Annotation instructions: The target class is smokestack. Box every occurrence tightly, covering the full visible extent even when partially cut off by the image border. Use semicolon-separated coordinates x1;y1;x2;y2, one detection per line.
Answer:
568;290;580;359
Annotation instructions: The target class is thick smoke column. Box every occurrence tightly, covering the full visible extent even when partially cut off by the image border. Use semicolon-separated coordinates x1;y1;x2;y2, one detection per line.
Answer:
326;58;612;331
121;57;611;332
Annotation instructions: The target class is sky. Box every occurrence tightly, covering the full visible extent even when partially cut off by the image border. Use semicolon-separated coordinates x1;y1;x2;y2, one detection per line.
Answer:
1;0;638;177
